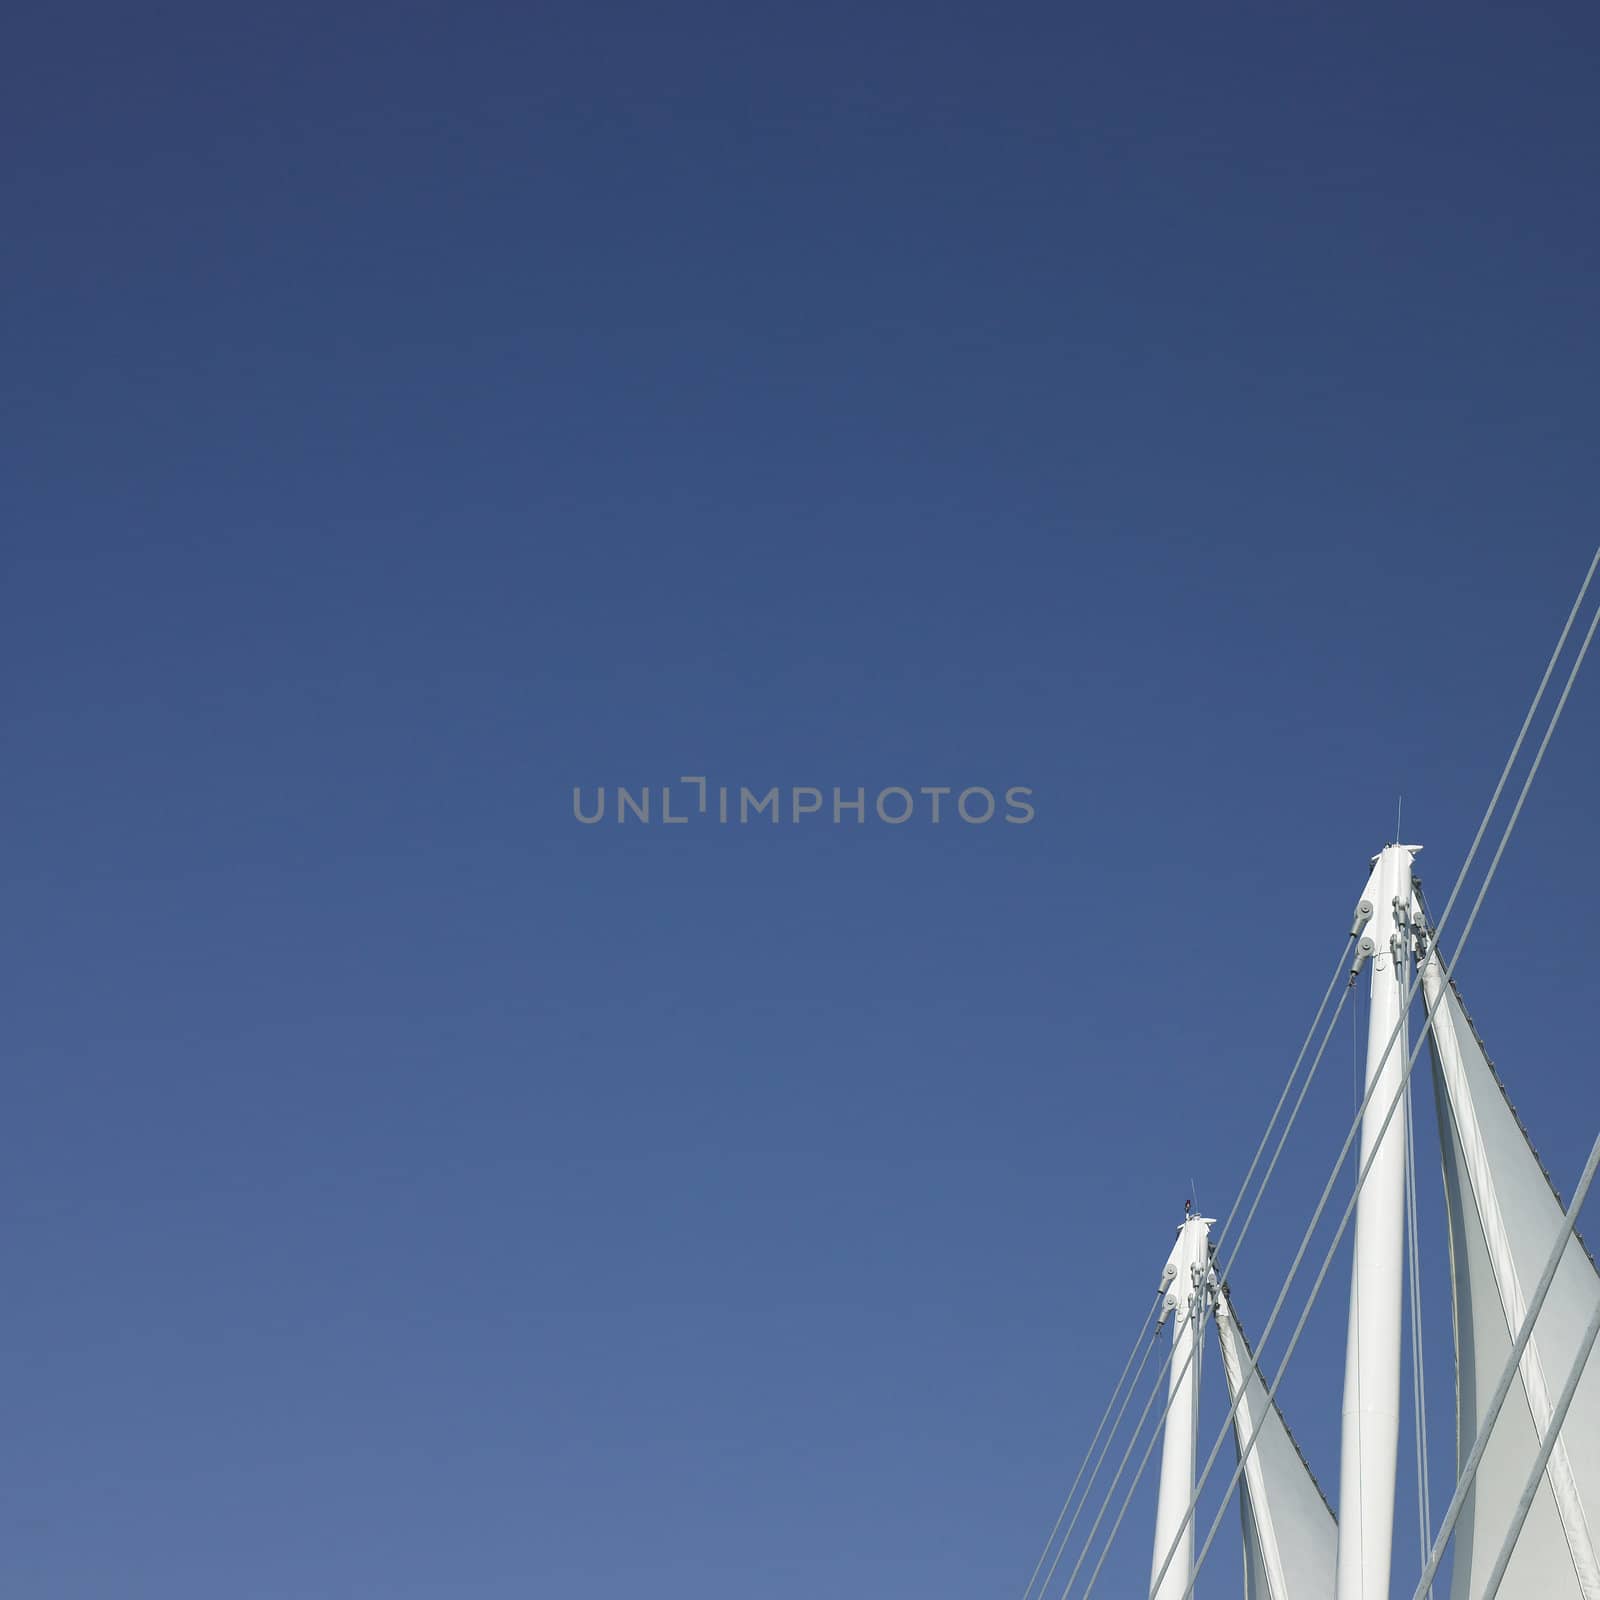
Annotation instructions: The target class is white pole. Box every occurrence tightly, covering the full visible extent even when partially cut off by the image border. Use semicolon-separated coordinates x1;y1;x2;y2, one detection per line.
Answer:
1150;1213;1214;1600
1335;843;1418;1600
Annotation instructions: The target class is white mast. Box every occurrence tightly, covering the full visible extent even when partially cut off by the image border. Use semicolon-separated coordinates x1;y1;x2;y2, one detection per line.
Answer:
1335;843;1419;1600
1151;1211;1215;1600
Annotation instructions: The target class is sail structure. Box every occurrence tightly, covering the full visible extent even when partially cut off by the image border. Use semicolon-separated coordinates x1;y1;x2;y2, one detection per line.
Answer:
1423;950;1600;1599
1213;1289;1338;1600
1124;837;1600;1600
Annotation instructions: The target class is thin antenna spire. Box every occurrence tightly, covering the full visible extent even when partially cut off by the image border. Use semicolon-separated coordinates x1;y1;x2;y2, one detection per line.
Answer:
1396;794;1403;844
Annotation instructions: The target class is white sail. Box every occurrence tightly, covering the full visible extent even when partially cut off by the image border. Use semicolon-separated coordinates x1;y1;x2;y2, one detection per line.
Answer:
1423;951;1600;1599
1214;1289;1338;1600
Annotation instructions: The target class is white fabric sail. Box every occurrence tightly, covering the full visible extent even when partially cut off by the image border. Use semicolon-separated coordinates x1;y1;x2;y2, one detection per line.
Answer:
1423;951;1600;1599
1213;1289;1337;1600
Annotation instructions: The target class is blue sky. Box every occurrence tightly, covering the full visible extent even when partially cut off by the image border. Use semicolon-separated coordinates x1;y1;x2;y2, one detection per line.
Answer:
5;4;1599;1596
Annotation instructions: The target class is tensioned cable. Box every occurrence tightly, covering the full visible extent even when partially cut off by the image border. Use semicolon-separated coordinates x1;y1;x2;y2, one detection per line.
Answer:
1067;1324;1206;1599
1479;1265;1600;1600
1410;1125;1600;1600
1154;578;1600;1600
1020;938;1353;1599
1213;941;1358;1254
1017;1292;1158;1600
1065;978;1356;1598
1065;548;1597;1600
1024;1305;1164;1600
1214;946;1357;1272
1049;1324;1199;1600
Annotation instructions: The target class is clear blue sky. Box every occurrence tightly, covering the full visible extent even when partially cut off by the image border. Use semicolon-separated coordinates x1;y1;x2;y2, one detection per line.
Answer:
5;4;1599;1596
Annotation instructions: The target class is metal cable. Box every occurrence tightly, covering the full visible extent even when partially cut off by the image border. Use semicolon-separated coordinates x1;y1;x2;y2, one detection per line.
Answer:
1214;942;1357;1254
1409;545;1599;949
1219;949;1357;1275
1050;1334;1195;1600
1024;1308;1163;1600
